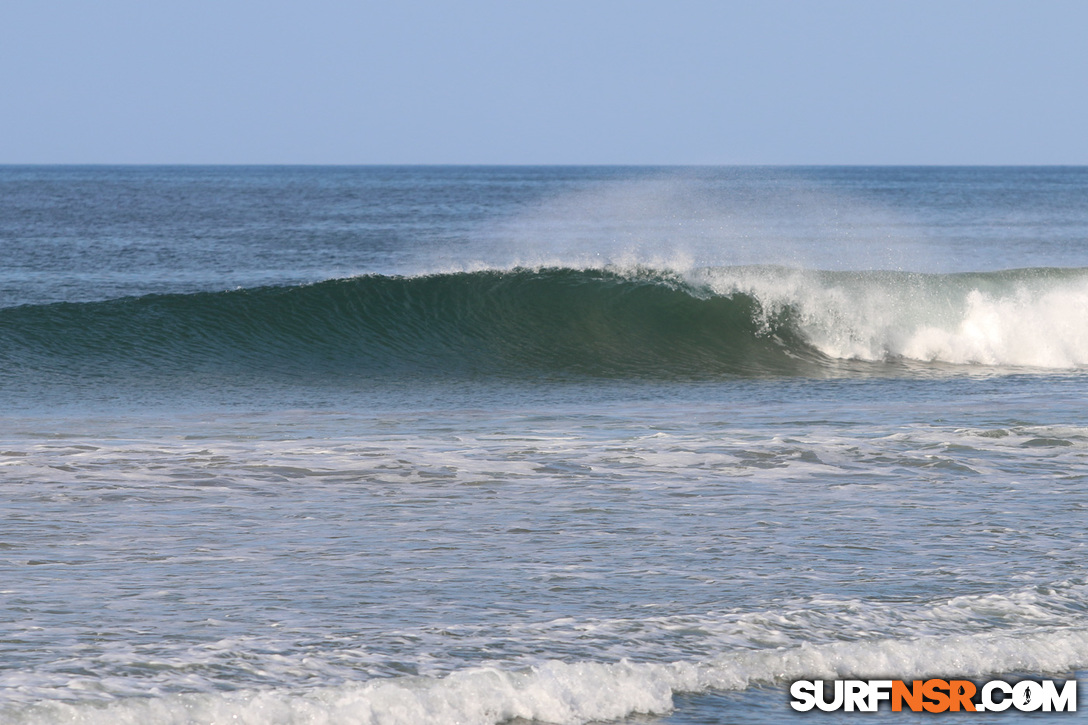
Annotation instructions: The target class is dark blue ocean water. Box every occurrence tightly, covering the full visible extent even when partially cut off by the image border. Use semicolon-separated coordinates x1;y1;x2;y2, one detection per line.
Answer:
2;167;1088;723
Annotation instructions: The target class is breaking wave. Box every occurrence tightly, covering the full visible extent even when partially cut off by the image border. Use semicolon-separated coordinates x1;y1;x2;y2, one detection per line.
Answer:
7;628;1087;724
2;266;1086;381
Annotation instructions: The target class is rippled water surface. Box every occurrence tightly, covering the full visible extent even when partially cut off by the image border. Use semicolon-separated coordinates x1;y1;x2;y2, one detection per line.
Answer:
2;167;1088;723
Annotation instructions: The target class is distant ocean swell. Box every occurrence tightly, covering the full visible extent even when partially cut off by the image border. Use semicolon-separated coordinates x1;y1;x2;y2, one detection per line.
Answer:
2;266;1087;380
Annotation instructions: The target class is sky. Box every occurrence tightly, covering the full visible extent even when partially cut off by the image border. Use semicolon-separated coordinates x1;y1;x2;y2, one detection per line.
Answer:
1;0;1086;165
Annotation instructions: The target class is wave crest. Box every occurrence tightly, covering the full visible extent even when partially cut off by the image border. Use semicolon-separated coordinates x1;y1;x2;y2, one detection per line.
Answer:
2;266;1087;381
9;628;1087;725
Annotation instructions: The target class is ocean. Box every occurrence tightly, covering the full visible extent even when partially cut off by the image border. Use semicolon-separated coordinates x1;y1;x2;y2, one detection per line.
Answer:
1;165;1087;723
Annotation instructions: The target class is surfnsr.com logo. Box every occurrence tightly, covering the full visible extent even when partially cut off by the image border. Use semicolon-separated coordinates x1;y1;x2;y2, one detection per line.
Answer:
790;679;1076;713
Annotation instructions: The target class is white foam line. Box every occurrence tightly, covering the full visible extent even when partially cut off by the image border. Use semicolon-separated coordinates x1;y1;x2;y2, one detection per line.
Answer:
9;628;1088;725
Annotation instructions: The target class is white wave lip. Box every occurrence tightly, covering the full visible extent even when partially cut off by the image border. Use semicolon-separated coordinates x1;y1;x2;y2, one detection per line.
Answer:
700;267;1088;368
10;628;1088;725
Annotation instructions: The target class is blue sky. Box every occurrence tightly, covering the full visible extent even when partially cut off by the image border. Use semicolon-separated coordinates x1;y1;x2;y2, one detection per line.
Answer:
1;1;1085;164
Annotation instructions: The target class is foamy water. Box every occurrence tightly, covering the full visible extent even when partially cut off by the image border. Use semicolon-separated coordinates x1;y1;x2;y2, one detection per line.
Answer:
3;166;1088;724
691;266;1088;367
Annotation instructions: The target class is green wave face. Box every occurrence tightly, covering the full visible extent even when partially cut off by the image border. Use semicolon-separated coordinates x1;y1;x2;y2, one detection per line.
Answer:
0;268;821;381
2;266;1087;383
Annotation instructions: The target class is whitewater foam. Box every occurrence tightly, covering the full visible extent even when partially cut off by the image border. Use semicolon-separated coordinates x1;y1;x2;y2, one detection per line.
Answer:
696;266;1088;368
8;628;1087;725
